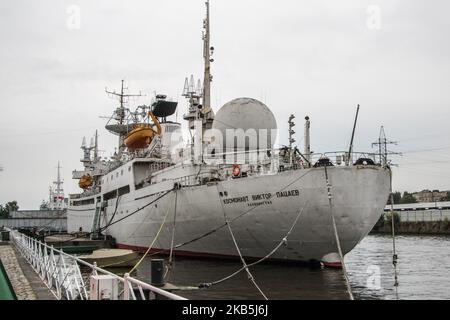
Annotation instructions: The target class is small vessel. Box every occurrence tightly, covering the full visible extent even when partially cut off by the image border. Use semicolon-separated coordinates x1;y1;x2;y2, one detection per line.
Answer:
79;174;93;190
124;112;161;151
78;249;140;268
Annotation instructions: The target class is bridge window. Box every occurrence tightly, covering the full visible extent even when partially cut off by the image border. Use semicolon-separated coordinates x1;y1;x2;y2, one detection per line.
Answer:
104;190;117;201
73;198;95;206
118;185;130;196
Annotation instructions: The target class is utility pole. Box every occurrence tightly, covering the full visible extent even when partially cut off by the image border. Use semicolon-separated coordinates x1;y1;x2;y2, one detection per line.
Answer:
372;126;400;167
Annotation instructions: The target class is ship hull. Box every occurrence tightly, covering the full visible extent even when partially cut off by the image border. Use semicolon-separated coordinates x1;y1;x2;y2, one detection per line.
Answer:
68;165;390;265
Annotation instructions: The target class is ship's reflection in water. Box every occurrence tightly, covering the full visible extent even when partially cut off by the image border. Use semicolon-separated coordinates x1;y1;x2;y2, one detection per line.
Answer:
132;235;450;300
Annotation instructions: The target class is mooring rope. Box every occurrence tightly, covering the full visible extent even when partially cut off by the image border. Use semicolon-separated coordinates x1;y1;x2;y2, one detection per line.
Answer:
324;165;354;300
54;189;174;245
157;169;315;253
99;188;174;232
128;194;174;274
389;170;399;299
200;202;308;288
165;189;178;280
215;185;268;300
102;194;122;233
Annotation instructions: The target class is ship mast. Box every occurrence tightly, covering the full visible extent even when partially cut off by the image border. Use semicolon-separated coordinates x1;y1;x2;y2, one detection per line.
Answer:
105;80;143;156
93;130;99;162
201;0;215;131
55;161;63;197
182;0;216;163
203;0;212;111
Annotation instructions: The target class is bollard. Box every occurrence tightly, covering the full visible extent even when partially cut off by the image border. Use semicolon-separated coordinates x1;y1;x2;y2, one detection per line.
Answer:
151;259;165;287
1;231;10;242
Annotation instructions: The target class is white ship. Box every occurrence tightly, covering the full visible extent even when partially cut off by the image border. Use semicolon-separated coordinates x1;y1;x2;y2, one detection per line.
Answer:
67;1;391;267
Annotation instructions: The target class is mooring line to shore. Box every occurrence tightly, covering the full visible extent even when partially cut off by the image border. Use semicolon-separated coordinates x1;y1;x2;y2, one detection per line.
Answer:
128;193;175;274
161;169;315;253
389;170;400;299
165;189;178;281
215;185;269;300
199;202;308;289
324;165;354;300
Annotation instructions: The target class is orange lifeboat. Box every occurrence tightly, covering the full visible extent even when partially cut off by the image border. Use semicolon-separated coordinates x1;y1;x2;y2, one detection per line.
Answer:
125;112;161;151
79;174;93;189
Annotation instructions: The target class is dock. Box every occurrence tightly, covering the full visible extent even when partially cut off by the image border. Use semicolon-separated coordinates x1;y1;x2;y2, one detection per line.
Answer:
2;229;186;300
0;242;55;300
44;234;114;254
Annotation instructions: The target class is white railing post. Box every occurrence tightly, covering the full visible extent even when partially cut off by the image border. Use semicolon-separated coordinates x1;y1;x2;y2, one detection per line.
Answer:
123;273;130;300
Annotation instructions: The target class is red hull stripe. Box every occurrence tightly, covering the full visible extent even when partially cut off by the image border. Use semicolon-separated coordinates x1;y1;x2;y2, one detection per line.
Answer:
116;243;321;266
321;261;343;269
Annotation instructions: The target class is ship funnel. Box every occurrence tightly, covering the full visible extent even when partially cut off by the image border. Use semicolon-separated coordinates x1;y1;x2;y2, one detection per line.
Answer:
81;137;87;148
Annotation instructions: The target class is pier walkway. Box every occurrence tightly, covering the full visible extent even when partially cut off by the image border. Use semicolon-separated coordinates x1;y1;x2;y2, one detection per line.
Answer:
0;244;55;300
5;229;187;300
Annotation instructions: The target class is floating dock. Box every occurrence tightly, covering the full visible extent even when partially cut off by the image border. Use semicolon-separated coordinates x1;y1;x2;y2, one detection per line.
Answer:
78;249;140;268
44;234;114;254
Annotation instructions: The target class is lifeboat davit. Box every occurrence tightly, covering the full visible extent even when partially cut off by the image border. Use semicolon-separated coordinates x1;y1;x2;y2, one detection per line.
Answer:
124;112;161;151
79;174;93;189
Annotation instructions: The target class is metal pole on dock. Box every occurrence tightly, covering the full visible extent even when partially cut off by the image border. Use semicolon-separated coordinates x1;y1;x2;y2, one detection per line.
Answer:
151;259;166;287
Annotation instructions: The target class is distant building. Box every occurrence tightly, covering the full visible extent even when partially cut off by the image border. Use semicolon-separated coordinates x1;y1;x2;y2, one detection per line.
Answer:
412;190;449;203
0;210;67;231
384;201;450;222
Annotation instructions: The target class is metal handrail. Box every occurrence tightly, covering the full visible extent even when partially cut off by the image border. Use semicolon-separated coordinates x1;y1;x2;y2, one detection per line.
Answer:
8;229;186;300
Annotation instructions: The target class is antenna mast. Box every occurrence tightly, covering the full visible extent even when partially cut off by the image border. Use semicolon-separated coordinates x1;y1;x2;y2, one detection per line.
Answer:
288;115;296;165
105;80;144;156
203;0;212;111
55;161;63;195
94;130;99;162
347;105;360;165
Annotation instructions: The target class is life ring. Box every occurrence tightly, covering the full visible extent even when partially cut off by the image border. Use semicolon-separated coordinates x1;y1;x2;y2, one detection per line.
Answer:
232;165;241;177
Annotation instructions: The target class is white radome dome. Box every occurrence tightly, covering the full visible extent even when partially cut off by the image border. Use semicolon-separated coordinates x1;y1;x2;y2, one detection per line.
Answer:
211;98;277;151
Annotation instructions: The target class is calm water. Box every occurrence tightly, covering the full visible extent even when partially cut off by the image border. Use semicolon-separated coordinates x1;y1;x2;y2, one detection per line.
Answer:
130;234;450;300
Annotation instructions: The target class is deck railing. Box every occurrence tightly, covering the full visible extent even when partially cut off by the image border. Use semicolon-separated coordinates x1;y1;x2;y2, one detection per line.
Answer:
9;229;186;300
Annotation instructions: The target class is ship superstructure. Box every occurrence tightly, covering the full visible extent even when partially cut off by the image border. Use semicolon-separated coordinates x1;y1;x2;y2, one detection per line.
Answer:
67;1;391;267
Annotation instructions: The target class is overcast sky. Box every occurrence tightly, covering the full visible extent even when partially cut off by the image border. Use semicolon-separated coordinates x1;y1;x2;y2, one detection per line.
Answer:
1;0;449;209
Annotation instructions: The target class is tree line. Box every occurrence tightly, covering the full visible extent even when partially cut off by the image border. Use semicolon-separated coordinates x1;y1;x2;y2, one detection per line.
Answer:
0;201;19;218
388;191;450;205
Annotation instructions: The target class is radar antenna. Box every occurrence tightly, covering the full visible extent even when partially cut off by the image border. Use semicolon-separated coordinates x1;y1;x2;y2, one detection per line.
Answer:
105;80;144;125
105;80;145;156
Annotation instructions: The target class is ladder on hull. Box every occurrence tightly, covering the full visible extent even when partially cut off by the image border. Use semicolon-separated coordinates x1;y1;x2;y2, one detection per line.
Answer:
90;202;103;240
